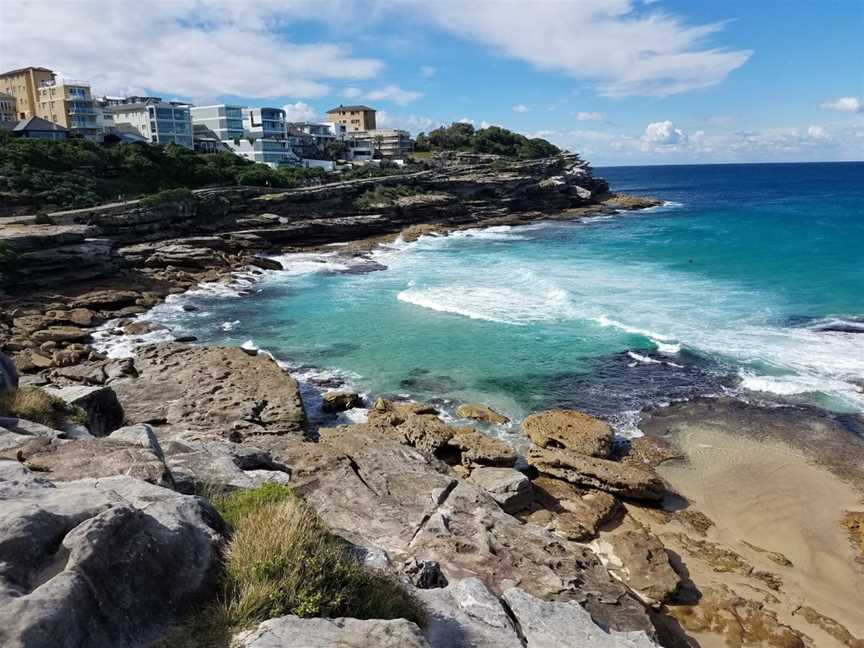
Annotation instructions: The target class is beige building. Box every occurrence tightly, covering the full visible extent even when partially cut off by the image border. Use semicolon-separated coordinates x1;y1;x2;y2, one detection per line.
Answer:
0;92;16;122
0;66;100;139
326;104;376;132
0;66;55;120
35;78;100;140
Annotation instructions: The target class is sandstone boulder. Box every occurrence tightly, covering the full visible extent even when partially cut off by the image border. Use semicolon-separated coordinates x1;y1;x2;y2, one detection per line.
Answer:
447;429;517;468
529;448;665;501
517;475;620;541
522;409;613;458
235;616;430;648
501;587;658;648
44;384;124;437
456;403;509;425
468;466;533;513
113;343;307;438
321;390;362;413
30;326;92;345
0;465;223;648
591;527;681;605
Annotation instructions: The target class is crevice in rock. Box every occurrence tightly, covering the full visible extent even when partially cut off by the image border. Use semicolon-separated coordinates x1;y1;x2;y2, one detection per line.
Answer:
499;596;528;647
409;479;458;545
345;454;378;496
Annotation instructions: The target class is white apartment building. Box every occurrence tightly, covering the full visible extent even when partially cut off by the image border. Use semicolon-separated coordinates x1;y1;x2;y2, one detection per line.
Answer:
243;107;286;139
190;104;244;142
351;128;414;159
107;101;193;149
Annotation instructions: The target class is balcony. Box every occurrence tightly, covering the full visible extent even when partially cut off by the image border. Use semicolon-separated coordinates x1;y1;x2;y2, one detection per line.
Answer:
68;102;94;114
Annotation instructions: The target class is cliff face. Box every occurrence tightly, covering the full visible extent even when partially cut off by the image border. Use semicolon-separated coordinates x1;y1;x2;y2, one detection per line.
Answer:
0;155;609;291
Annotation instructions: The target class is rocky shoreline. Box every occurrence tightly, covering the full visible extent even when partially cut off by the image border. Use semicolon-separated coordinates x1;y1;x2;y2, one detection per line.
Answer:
2;155;862;648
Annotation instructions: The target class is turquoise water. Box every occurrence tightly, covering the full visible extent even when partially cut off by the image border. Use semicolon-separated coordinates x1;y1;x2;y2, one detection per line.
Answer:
125;162;864;432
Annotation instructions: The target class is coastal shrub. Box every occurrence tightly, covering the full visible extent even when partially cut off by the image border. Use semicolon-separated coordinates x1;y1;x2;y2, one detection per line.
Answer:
158;482;424;646
354;184;424;210
416;122;562;159
0;386;73;429
139;187;194;207
221;496;425;627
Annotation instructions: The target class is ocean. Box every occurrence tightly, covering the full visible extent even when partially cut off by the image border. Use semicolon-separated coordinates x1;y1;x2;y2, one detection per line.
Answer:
107;162;864;437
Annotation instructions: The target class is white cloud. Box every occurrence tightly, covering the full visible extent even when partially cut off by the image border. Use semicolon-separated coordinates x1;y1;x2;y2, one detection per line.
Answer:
576;111;604;121
0;0;384;99
341;87;364;99
365;84;424;105
412;1;752;97
512;104;531;113
377;111;442;134
820;97;862;113
282;101;317;123
806;125;829;140
457;117;475;125
641;120;688;146
420;65;437;78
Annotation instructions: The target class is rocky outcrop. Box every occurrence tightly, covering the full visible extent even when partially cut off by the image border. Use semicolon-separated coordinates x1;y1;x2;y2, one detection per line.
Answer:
112;343;307;439
321;390;362;413
529;447;665;501
517;475;620;541
522;408;614;458
501;587;658;647
43;385;124;437
455;403;510;425
0;462;223;648
235;615;430;648
468;466;533;513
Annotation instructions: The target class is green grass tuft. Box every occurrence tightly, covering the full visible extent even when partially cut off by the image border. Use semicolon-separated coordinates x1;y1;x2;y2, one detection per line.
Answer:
0;386;74;429
159;483;425;646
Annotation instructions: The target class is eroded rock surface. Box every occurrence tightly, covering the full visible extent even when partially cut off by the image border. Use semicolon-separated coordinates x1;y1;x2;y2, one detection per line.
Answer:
235;615;430;648
522;409;614;458
0;462;223;648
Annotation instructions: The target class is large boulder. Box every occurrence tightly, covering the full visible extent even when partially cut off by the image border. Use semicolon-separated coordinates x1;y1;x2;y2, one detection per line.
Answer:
501;587;658;647
468;466;533;513
0;351;18;394
417;577;522;647
321;390;362;413
528;448;665;501
522;409;614;458
0;463;223;648
235;616;430;648
456;403;509;425
112;343;307;438
517;476;620;541
43;385;124;437
591;527;681;605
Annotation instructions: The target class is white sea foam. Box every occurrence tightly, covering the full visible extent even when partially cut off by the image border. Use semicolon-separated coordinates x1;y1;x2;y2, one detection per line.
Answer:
221;320;240;331
627;351;661;364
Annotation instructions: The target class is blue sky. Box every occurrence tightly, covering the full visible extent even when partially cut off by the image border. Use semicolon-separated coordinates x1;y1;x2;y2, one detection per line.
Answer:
2;0;862;165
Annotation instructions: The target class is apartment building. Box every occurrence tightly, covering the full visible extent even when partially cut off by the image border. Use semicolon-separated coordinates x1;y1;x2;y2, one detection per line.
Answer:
243;107;286;139
326;105;376;132
351;128;414;159
35;78;100;140
107;101;193;149
190;105;244;142
0;93;16;122
0;66;55;120
293;121;346;145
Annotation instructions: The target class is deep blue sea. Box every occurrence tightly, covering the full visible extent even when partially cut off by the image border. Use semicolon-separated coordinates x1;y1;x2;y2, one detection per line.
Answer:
105;162;864;436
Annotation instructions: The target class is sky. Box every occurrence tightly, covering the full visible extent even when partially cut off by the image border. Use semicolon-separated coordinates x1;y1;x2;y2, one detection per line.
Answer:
1;0;862;165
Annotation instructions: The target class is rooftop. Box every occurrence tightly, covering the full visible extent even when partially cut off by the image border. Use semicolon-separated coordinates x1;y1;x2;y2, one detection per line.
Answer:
13;116;68;132
326;105;375;113
0;66;54;77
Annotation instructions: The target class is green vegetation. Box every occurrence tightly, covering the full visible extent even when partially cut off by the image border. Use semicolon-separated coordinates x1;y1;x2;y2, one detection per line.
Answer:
338;162;409;181
354;185;425;210
0;386;84;429
139;187;194;207
415;122;561;159
0;131;325;210
161;483;425;646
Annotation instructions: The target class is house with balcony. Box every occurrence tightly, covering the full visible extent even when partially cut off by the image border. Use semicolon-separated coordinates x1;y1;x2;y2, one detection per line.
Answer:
243;107;286;139
350;128;415;160
190;104;245;142
34;78;101;141
107;101;193;149
0;93;16;122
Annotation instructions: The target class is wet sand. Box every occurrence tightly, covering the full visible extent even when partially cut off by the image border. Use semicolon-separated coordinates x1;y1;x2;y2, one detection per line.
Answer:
637;398;864;648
